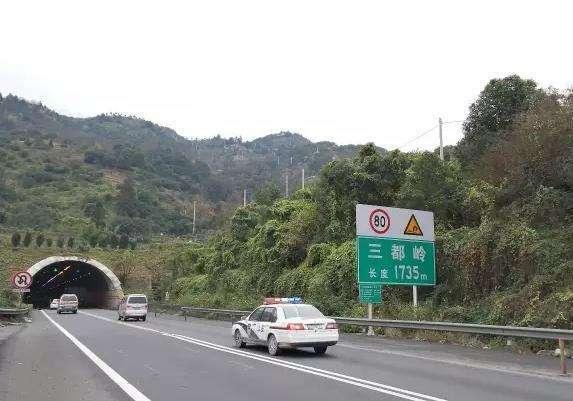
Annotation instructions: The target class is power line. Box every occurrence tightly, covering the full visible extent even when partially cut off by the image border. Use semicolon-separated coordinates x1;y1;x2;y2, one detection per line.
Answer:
393;118;464;151
394;125;438;150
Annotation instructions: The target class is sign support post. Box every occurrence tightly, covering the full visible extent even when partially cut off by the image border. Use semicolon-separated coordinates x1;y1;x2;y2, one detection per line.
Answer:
413;285;418;307
367;303;374;336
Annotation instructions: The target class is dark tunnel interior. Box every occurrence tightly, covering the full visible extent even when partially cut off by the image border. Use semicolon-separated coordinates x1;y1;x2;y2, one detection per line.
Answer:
24;260;111;308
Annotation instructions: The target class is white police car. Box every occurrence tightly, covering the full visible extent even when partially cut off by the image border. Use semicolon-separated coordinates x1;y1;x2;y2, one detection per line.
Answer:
232;298;339;355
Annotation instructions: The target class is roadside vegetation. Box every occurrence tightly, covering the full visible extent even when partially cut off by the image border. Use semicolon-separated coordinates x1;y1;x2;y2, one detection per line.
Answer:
167;76;573;336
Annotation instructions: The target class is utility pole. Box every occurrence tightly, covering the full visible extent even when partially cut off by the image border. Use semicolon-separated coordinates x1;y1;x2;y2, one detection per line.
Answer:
192;201;196;235
243;189;247;206
277;155;280;168
290;156;293;165
285;174;289;197
438;117;444;161
301;168;305;189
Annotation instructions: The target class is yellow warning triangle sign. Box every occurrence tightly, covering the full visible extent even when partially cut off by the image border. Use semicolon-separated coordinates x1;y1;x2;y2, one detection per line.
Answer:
404;214;423;236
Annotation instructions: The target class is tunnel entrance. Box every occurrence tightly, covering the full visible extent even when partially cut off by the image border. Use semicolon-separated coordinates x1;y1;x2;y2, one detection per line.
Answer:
23;256;123;309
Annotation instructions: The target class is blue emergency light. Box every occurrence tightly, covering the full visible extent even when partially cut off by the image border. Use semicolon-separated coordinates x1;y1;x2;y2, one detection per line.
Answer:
264;297;303;304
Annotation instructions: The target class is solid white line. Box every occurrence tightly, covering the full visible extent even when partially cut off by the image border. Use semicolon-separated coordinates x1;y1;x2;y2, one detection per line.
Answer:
80;311;446;401
41;310;152;401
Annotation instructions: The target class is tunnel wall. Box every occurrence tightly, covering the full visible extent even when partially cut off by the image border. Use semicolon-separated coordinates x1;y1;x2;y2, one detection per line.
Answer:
27;256;124;309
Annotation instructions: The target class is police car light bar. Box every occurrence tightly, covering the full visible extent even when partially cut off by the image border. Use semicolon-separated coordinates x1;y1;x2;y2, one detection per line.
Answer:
264;297;303;305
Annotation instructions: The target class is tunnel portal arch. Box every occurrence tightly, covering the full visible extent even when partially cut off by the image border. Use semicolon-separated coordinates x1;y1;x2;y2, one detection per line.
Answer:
26;256;124;308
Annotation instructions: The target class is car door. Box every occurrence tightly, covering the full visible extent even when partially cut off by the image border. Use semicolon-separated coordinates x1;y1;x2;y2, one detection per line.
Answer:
260;307;277;341
246;307;265;344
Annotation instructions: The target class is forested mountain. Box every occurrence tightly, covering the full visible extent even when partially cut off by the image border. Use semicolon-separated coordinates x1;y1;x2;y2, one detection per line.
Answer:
0;93;383;243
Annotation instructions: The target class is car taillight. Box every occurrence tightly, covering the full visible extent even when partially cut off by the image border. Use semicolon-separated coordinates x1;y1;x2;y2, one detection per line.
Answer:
326;323;338;329
286;323;305;330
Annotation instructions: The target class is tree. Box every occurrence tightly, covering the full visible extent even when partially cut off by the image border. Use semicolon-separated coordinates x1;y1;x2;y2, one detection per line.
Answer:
67;237;75;249
84;198;106;228
11;232;21;247
396;152;466;226
254;182;281;206
35;233;45;247
57;237;64;248
23;232;32;247
114;251;137;285
116;177;138;218
231;206;260;241
457;75;542;165
118;234;129;249
46;237;53;247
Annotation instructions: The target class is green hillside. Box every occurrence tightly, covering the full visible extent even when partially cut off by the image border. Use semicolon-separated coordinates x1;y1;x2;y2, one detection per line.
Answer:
0;94;382;244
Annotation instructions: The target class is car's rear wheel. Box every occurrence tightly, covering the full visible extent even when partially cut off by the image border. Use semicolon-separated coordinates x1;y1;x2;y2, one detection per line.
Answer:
314;346;327;355
234;329;246;348
267;334;280;356
118;314;122;320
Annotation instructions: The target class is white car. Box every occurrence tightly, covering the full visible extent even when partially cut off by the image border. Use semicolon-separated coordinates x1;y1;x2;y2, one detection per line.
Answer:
118;294;148;321
49;299;60;309
57;294;78;314
232;298;338;355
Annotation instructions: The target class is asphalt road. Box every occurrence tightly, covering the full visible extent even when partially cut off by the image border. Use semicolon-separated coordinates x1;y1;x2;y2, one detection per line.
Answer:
0;309;571;401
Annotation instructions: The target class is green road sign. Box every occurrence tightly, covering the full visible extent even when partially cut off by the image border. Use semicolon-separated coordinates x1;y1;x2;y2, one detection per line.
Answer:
359;283;382;303
357;236;435;285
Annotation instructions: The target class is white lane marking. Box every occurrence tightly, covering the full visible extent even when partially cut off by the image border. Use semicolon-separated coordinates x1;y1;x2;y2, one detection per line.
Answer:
41;311;152;401
337;343;572;383
80;311;446;401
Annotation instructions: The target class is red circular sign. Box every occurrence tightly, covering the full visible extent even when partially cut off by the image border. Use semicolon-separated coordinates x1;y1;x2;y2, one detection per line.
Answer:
369;209;390;234
12;271;32;289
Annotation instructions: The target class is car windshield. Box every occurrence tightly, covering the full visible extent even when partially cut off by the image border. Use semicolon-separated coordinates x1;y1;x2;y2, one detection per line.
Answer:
61;295;77;301
128;296;147;304
282;305;324;319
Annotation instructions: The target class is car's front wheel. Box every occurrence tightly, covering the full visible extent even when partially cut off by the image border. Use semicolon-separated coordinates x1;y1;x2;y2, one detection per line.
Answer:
141;315;146;322
314;345;327;355
234;329;246;348
267;334;280;356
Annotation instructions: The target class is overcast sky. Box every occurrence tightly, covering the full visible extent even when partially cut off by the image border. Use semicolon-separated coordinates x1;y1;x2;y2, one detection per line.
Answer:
1;1;572;151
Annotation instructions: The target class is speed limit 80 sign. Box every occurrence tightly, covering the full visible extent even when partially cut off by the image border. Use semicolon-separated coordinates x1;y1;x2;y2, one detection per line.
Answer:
368;209;390;234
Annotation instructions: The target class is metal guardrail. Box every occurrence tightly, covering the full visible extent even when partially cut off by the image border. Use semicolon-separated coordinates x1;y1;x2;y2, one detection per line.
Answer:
181;306;573;340
180;306;571;375
332;317;573;341
0;307;29;317
181;306;247;317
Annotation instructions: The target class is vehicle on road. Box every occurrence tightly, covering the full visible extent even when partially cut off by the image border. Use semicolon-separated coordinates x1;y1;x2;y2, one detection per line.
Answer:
232;298;338;355
118;294;148;321
49;299;59;309
57;294;78;314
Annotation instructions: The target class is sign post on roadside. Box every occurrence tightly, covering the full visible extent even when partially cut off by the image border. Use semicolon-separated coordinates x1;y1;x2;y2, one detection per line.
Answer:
11;271;32;307
356;204;436;328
